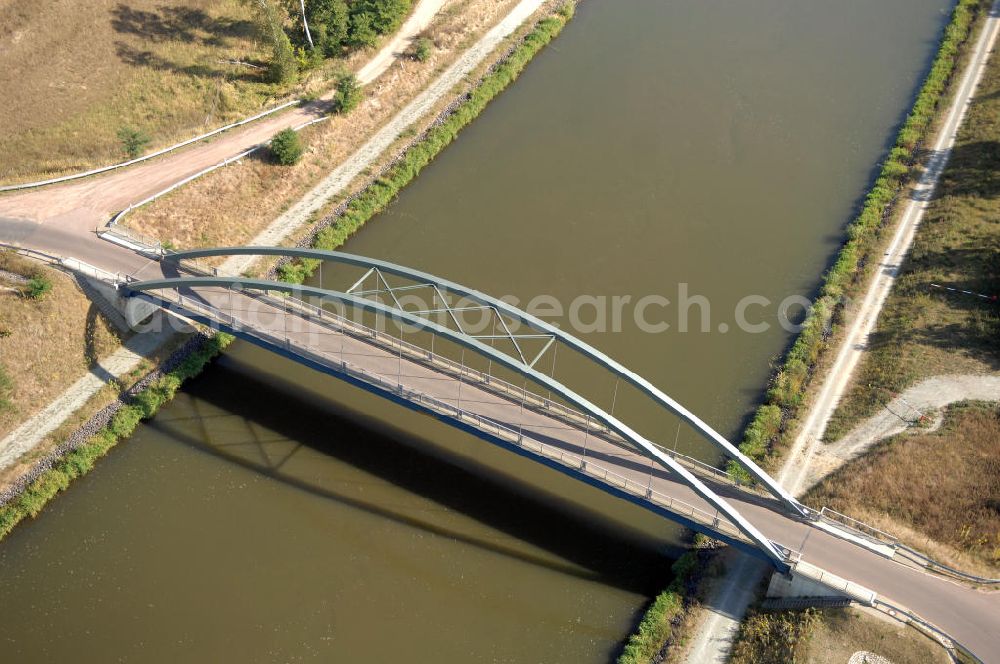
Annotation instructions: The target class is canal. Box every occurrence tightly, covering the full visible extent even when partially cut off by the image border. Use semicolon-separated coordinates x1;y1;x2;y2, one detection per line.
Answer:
0;0;952;661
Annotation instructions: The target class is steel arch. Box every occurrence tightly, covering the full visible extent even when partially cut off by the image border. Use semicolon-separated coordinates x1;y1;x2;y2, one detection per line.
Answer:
162;246;807;518
125;274;792;569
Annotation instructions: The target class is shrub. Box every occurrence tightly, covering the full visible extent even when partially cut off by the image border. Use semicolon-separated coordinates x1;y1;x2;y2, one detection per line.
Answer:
23;275;52;300
412;37;433;62
617;552;699;664
117;127;150;159
332;73;363;114
268;30;299;84
270;128;305;165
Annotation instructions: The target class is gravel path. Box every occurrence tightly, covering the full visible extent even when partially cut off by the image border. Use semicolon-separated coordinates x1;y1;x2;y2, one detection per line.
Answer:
801;374;1000;491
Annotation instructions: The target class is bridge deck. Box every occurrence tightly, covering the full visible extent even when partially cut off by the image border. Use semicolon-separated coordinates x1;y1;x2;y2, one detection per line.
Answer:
131;273;1000;658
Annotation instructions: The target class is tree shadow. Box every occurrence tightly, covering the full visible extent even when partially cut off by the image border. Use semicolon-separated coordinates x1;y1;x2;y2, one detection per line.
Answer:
111;3;262;81
111;4;256;45
114;42;263;83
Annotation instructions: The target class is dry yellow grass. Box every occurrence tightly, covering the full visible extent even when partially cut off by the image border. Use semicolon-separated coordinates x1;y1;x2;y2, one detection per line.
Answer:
731;607;950;664
123;0;523;249
0;252;122;439
807;402;1000;575
0;0;306;182
0;251;188;493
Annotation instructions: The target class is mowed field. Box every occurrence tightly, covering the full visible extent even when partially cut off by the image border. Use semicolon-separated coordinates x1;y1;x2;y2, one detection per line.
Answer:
0;0;281;182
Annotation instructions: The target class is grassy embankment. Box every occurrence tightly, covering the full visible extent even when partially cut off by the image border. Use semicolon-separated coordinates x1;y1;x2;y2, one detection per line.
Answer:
727;0;988;481
273;3;577;283
618;3;993;661
809;403;1000;571
729;607;950;664
616;551;702;664
803;28;1000;571
823;33;1000;441
1;0;270;182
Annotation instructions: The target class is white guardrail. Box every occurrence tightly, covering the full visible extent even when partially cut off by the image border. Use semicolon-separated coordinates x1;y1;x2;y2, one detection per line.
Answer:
104;114;328;234
0;100;302;192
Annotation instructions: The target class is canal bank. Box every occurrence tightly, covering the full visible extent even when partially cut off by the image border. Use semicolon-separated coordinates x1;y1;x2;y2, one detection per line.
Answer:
0;0;957;661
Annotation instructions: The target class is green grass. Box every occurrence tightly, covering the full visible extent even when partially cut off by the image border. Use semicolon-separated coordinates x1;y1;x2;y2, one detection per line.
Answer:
0;333;233;543
276;6;576;284
616;551;698;664
727;0;988;479
23;276;52;301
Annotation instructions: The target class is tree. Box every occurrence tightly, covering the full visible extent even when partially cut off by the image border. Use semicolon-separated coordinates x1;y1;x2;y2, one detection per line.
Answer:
268;29;299;84
308;0;350;54
352;0;411;35
270;128;304;165
117;127;151;159
348;10;378;48
250;0;299;83
332;73;362;114
298;0;314;48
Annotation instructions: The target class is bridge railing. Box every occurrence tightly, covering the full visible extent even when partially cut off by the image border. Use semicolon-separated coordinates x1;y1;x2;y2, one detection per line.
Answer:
274;287;765;494
162;264;767;498
158;287;764;547
818;506;899;548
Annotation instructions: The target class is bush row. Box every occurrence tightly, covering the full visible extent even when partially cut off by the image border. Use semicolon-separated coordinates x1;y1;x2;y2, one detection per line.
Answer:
728;0;984;481
277;4;576;284
0;333;233;542
616;551;699;664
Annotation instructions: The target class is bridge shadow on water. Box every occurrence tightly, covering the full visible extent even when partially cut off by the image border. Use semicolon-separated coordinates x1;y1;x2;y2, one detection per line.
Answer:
144;352;682;597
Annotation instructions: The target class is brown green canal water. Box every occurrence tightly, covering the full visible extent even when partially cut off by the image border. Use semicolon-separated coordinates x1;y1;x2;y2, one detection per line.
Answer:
0;0;953;661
